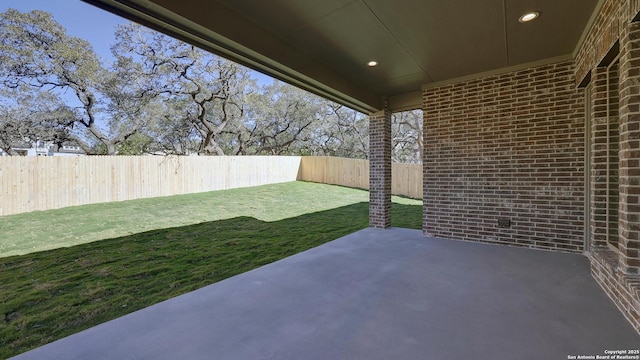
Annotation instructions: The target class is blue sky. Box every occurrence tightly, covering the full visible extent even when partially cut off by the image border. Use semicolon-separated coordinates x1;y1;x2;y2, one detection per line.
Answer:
0;0;273;83
1;0;125;63
0;0;275;130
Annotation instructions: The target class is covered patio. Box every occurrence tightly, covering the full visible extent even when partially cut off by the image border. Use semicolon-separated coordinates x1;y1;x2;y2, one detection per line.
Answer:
79;0;640;335
12;228;639;359
11;0;636;355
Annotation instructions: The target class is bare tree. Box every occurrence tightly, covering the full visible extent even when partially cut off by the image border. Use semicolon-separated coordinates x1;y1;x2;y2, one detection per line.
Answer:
317;103;369;159
223;81;320;155
0;11;387;160
392;110;423;163
113;23;255;155
0;9;157;154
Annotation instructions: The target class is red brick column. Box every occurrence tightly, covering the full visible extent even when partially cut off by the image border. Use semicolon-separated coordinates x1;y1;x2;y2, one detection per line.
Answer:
590;67;611;249
369;107;391;228
618;21;640;275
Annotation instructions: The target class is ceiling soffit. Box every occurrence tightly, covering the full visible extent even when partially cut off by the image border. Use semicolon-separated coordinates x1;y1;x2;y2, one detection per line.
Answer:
83;0;599;113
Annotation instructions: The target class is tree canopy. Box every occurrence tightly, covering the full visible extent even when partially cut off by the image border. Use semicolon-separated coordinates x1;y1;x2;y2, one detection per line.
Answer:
0;9;422;162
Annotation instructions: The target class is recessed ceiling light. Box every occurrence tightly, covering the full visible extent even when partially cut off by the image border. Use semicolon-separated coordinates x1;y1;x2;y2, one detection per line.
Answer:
519;11;539;23
367;61;378;67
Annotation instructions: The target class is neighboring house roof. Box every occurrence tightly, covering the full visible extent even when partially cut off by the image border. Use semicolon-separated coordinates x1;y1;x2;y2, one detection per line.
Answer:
57;145;85;154
10;142;32;149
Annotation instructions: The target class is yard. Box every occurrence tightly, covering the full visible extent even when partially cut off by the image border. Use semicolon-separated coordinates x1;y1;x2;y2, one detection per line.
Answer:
0;181;422;359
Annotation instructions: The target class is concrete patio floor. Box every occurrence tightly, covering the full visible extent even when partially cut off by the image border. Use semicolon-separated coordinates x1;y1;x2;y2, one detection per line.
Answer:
12;228;639;360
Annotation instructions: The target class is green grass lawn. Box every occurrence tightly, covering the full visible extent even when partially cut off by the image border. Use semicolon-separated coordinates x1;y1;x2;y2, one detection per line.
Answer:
0;181;422;358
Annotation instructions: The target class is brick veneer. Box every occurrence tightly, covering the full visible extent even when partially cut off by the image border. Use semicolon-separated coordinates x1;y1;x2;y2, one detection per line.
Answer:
589;67;611;249
591;247;640;332
618;21;640;275
589;66;619;252
417;0;640;334
423;60;585;252
578;1;640;334
575;0;640;86
369;107;391;228
589;64;621;252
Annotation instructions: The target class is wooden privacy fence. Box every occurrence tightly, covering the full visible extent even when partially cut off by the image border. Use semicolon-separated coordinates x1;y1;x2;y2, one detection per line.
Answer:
0;156;422;216
0;156;301;217
297;157;422;200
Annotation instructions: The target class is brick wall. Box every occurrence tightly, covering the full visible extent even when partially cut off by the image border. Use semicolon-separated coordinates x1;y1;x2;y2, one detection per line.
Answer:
577;1;640;334
422;60;585;252
618;21;640;275
608;62;621;251
369;108;391;228
575;0;640;86
591;248;640;332
589;62;621;251
419;0;640;333
589;67;613;249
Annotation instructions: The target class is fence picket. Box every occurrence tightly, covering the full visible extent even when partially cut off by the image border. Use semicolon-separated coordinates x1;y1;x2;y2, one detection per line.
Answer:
0;156;421;216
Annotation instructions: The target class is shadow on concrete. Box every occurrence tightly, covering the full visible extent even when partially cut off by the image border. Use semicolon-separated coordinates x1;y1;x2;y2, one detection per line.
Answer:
1;202;421;358
10;227;640;360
